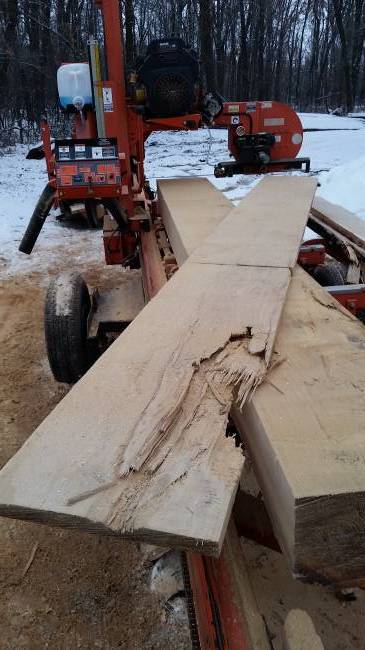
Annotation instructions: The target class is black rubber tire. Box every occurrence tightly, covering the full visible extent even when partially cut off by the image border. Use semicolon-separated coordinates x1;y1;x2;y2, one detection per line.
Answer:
313;261;347;287
44;272;91;384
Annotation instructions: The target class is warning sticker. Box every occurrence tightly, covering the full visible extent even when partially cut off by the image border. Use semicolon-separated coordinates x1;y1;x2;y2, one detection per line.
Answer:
75;145;86;160
264;117;285;127
92;147;103;159
102;146;115;157
261;101;273;109
103;87;114;112
58;146;70;161
227;104;240;113
246;102;257;113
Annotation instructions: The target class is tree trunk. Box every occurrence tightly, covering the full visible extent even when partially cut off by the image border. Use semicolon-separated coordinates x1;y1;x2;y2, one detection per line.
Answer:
199;0;216;91
125;0;135;66
332;0;354;112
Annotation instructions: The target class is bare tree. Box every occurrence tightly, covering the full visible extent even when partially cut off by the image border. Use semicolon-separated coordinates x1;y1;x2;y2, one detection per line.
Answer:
1;0;365;140
199;0;216;91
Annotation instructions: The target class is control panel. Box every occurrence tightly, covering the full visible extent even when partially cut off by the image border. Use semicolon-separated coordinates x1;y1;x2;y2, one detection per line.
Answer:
55;138;121;188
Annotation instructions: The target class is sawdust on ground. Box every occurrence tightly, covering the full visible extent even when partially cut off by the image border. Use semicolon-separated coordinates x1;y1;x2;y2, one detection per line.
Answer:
0;261;191;650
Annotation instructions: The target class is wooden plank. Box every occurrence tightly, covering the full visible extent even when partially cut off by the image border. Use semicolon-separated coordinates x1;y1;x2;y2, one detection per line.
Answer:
233;268;365;586
0;176;316;555
160;178;365;585
0;263;288;553
311;195;365;252
190;176;314;268
140;229;167;299
158;177;232;265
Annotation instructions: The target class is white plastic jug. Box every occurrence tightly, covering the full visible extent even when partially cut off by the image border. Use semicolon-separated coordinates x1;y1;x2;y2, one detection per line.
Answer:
57;63;93;111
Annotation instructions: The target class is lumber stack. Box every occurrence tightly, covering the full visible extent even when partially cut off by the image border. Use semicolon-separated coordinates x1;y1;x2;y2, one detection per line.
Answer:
159;178;365;586
0;176;315;555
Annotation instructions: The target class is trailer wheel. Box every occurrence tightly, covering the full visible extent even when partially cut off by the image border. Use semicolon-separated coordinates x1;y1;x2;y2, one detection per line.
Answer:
45;272;91;384
313;261;346;287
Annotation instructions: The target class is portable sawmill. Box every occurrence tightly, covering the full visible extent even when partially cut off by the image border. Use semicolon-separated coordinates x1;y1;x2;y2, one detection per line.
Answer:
17;0;314;385
9;1;365;646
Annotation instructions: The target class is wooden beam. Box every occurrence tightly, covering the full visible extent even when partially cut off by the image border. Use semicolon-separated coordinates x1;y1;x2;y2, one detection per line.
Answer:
158;177;232;265
0;176;316;555
233;265;365;586
159;178;365;586
140;229;167;299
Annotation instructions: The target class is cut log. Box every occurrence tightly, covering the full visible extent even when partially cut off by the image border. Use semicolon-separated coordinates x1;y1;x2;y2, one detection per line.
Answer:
0;176;316;554
160;178;365;586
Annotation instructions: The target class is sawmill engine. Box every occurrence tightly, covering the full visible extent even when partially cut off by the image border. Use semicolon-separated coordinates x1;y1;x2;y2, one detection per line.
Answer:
134;38;201;117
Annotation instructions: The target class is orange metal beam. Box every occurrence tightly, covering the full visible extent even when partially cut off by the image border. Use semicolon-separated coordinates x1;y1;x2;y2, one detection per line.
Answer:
95;0;133;213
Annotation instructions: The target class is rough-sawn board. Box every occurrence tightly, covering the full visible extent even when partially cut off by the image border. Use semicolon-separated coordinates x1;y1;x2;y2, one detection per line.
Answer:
161;178;365;585
0;177;316;554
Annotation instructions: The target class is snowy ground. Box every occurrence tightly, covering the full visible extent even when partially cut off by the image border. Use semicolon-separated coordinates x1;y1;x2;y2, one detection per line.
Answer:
0;147;104;277
1;111;365;276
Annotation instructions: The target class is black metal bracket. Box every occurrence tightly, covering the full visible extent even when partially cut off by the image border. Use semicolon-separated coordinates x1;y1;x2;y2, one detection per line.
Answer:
214;156;311;178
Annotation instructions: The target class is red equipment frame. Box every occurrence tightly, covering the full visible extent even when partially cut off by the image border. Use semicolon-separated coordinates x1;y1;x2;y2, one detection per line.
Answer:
39;0;307;267
298;237;365;319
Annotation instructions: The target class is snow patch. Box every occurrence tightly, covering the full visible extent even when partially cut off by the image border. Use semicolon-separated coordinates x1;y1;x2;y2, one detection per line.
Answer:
53;273;77;317
317;155;365;218
1;113;365;280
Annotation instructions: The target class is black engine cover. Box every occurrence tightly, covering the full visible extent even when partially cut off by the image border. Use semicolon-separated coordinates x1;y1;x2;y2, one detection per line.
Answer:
136;38;200;117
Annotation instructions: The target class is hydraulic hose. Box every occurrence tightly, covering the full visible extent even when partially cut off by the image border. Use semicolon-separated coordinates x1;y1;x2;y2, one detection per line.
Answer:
19;183;56;254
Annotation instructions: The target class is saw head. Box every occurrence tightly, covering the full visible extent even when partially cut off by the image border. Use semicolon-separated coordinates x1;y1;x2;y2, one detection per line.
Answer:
214;101;308;176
